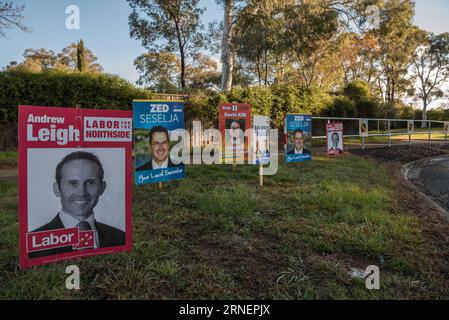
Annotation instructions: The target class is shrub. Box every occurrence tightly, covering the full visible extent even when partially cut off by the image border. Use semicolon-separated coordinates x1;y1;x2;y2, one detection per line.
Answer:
0;69;153;122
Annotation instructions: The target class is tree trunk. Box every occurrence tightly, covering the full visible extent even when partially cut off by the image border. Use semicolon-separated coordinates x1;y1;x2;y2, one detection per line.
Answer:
180;48;186;89
221;0;234;92
421;99;428;129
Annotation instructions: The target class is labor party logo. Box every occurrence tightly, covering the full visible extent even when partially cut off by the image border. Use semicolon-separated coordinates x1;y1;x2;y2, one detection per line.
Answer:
284;114;312;163
133;100;186;185
18;106;133;269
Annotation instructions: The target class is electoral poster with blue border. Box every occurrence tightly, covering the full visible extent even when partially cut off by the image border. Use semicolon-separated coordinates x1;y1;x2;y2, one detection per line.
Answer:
284;114;312;163
133;100;186;185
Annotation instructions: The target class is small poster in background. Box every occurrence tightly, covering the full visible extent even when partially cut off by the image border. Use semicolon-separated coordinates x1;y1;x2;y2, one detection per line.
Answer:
133;100;186;185
408;120;415;134
284;114;312;163
326;122;344;157
18;106;133;269
359;119;369;137
251;115;270;165
219;103;252;163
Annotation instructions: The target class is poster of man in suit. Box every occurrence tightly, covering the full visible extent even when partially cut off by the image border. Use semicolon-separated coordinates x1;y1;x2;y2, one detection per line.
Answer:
251;115;270;165
285;114;312;163
18;106;133;269
133;100;186;185
219;103;252;164
326;122;344;157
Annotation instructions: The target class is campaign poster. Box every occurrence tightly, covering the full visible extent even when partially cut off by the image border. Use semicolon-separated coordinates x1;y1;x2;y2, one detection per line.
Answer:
284;114;312;163
408;120;414;134
251;115;270;165
18;106;133;269
133;100;185;185
219;103;252;163
359;119;369;137
326;122;344;157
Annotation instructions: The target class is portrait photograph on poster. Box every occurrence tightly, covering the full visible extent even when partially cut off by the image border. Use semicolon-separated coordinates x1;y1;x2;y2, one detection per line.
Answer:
284;114;312;163
219;103;252;163
133;100;186;185
18;106;133;269
251;115;270;165
326;122;344;157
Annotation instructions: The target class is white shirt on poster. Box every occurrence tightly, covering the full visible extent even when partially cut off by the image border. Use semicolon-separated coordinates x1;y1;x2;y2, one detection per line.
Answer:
152;158;169;169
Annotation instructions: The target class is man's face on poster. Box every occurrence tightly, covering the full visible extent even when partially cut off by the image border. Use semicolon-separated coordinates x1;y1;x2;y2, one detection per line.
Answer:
150;131;170;163
53;159;106;219
332;133;340;148
294;131;304;150
230;121;243;140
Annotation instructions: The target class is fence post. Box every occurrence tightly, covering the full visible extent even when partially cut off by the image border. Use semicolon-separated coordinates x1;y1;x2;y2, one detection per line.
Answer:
388;121;391;148
428;121;431;146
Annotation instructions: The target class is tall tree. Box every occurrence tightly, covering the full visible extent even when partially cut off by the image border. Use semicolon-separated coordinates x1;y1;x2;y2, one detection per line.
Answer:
134;50;180;92
372;0;417;104
217;0;250;92
127;0;205;90
220;0;235;92
281;1;341;88
22;48;57;71
76;39;86;72
411;31;449;126
57;41;103;72
0;1;28;37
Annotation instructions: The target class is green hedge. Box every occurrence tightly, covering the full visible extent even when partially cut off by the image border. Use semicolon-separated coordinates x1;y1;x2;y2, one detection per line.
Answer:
0;70;153;122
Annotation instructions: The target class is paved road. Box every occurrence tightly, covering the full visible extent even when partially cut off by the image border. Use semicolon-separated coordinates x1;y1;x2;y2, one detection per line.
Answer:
407;156;449;211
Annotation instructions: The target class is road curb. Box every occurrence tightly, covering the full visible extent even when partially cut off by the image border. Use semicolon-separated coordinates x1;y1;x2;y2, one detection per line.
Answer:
401;155;449;222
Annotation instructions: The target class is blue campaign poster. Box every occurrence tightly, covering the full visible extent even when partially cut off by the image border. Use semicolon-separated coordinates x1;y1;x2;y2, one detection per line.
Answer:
133;100;186;185
284;114;312;163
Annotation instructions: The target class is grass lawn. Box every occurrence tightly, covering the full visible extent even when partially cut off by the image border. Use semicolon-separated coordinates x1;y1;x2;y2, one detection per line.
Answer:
1;155;448;299
0;151;17;161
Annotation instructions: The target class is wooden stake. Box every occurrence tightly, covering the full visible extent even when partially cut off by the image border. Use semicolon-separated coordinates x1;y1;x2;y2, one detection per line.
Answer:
158;182;163;193
259;163;263;186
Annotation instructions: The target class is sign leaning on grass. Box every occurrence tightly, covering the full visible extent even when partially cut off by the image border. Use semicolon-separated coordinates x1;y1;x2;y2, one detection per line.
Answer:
326;122;344;157
133;100;186;185
18;105;133;269
219;103;252;164
284;114;312;163
251;115;271;165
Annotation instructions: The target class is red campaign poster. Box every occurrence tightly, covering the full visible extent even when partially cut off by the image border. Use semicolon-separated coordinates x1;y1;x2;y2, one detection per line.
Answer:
18;106;133;269
218;103;252;163
326;122;344;157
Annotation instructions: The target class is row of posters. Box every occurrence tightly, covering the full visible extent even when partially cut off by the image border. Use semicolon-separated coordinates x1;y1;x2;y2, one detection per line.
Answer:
18;102;345;269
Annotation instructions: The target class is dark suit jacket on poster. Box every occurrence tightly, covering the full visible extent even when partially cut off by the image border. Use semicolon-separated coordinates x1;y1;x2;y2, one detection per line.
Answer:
136;158;183;171
287;148;311;155
28;214;125;259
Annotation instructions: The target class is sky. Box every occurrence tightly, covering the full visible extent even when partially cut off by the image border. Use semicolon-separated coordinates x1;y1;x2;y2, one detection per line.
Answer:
0;0;448;93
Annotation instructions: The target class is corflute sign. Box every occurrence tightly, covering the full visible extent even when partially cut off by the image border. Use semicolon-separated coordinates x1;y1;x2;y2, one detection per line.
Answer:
133;100;186;185
18;106;133;269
